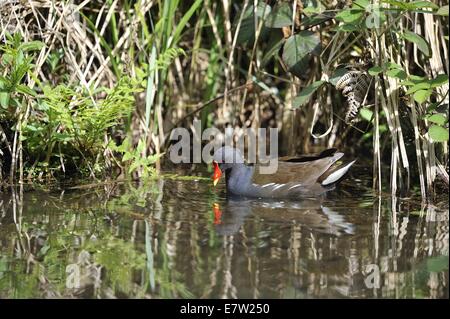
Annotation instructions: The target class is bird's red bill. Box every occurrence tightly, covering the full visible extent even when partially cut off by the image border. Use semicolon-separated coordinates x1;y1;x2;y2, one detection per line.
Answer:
212;161;222;186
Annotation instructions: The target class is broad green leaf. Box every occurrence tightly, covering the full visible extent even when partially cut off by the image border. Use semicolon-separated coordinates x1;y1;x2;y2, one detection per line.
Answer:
0;92;10;108
413;89;432;103
368;66;383;76
292;80;325;108
303;0;325;15
429;125;449;142
406;82;431;94
426;114;447;126
401;75;426;86
265;3;293;28
408;1;439;10
436;5;449;16
430;74;449;88
382;0;408;10
385;0;438;10
403;30;431;57
410;75;426;81
386;68;407;80
236;3;272;44
360;108;373;121
385;61;403;69
26;124;39;132
54;132;72;142
329;68;348;86
282;31;320;76
15;50;24;66
335;9;364;24
302;11;336;28
353;0;370;9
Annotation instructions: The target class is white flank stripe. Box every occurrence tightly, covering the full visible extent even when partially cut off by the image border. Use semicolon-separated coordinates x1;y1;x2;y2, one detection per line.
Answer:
261;183;275;188
272;184;285;191
288;184;303;191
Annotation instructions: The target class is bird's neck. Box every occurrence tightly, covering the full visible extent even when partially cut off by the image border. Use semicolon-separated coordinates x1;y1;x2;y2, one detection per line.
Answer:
225;164;253;194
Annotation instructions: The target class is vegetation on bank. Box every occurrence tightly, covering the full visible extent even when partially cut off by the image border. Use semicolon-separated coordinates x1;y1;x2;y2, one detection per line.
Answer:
0;0;448;200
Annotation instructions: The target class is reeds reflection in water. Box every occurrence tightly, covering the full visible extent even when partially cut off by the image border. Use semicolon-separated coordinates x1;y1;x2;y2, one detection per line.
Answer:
0;172;448;298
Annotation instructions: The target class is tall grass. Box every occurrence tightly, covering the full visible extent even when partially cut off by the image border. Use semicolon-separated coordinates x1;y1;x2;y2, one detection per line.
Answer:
0;0;448;200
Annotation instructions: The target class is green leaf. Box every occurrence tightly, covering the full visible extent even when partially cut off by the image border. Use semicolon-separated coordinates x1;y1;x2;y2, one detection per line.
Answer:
430;74;449;88
0;92;10;108
302;11;336;28
406;82;431;94
413;89;432;103
402;30;431;57
426;114;447;126
384;61;403;70
172;0;203;45
336;23;361;32
382;0;408;10
16;84;37;97
329;68;348;86
15;50;24;66
19;41;45;52
292;80;325;108
265;3;293;28
386;68;407;80
282;31;320;76
128;161;140;174
360;108;373;121
261;37;285;67
429;125;449;142
236;3;272;44
400;75;426;86
385;0;439;10
353;0;370;9
368;66;383;76
0;75;10;89
123;152;133;161
436;5;449;16
408;1;439;10
335;9;364;24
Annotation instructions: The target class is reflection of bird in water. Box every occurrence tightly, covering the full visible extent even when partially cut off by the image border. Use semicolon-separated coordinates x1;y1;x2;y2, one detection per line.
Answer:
212;197;354;236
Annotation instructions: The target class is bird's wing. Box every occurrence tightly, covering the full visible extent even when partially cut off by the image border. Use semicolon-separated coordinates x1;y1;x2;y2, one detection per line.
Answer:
252;149;343;186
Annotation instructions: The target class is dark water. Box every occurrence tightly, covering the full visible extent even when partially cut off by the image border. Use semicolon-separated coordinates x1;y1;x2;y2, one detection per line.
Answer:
0;167;448;299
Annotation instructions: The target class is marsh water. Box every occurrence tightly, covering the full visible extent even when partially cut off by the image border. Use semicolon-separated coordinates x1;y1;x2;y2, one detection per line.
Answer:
0;166;448;299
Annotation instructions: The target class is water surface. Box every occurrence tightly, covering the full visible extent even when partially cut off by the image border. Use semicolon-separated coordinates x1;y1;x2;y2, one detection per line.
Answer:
0;167;448;298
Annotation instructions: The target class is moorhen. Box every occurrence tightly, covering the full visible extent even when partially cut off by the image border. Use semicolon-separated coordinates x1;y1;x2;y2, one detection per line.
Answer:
212;146;355;198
